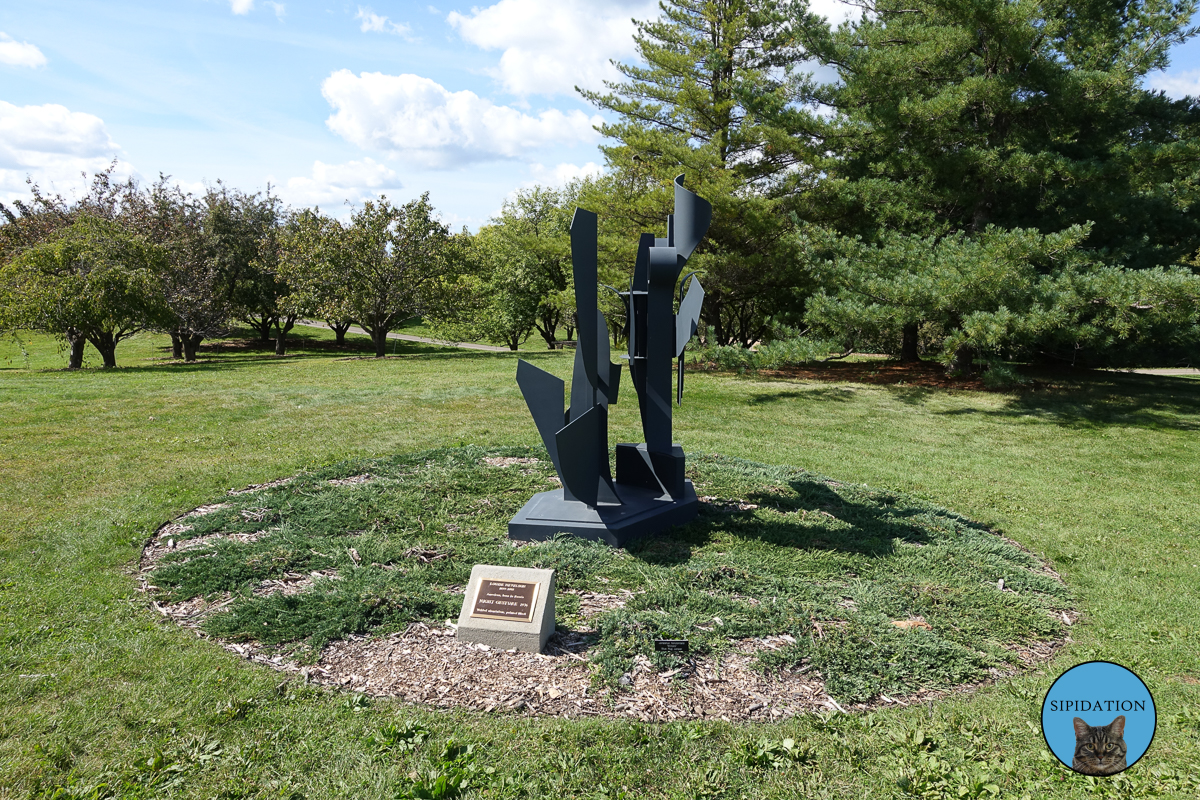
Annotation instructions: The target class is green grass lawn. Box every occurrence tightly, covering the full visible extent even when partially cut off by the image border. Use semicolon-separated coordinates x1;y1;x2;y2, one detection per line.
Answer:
2;327;1199;799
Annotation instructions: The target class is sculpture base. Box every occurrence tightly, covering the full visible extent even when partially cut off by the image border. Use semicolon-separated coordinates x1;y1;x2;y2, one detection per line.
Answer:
508;481;699;547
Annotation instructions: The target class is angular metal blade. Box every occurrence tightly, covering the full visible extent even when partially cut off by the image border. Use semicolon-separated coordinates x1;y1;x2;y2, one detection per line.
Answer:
516;359;567;483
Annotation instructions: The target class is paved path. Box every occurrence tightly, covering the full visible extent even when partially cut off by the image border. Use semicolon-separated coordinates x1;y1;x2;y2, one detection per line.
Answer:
297;321;508;353
1119;367;1199;376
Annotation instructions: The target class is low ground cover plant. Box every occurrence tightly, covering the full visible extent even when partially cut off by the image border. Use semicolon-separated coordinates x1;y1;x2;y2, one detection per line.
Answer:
148;447;1070;703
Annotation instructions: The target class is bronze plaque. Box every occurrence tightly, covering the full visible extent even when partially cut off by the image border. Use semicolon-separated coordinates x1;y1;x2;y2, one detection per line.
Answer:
470;579;540;623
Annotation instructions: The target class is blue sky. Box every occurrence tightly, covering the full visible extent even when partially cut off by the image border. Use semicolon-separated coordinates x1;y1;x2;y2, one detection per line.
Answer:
3;1;1200;230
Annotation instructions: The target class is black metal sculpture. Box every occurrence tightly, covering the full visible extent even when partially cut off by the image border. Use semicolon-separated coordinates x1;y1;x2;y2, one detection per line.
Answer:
508;175;711;546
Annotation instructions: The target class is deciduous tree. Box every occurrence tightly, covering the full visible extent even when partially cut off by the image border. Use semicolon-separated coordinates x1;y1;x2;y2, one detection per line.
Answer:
0;215;170;367
203;185;286;343
277;210;350;351
319;194;456;358
436;225;541;351
120;180;233;361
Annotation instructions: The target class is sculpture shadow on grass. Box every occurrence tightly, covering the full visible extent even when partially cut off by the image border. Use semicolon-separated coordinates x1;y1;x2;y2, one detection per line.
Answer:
625;476;936;567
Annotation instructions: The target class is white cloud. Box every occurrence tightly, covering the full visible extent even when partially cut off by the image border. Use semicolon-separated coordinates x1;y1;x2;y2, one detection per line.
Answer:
228;1;286;20
0;32;48;68
281;157;402;208
527;161;603;187
446;0;858;97
1147;69;1200;99
0;103;119;163
0;101;127;205
321;70;602;168
174;179;210;199
447;0;656;97
809;0;859;24
438;210;483;231
355;6;411;36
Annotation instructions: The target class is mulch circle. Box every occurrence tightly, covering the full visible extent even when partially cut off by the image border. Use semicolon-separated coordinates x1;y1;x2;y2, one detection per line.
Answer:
136;462;1076;722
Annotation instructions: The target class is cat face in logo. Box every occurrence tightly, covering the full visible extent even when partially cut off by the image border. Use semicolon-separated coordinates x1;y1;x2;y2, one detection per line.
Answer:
1072;715;1127;776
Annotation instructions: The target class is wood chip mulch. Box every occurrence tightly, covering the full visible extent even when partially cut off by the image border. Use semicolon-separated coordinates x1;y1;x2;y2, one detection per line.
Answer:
307;627;841;721
229;477;293;495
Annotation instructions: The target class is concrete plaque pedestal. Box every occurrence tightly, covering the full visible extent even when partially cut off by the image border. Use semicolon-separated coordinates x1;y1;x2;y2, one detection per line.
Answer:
456;565;556;653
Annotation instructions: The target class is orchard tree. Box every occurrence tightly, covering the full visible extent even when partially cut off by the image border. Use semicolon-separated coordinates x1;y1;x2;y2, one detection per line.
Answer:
277;209;349;349
0;167;234;364
488;186;575;348
323;194;457;358
581;0;826;346
436;225;541;351
123;180;232;361
1;164;140;263
202;185;286;342
0;215;169;368
253;217;305;357
0;189;72;264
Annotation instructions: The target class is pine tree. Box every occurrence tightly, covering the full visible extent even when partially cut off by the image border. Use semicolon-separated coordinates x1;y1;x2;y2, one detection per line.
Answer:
801;0;1200;367
581;0;827;346
812;0;1200;267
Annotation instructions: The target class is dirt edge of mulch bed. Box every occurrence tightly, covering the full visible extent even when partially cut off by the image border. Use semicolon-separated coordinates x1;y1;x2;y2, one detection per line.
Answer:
694;358;1066;392
135;478;1077;723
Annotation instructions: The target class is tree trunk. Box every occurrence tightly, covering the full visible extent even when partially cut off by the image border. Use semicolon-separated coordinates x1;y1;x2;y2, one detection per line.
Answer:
245;314;274;342
274;316;296;356
170;331;183;359
90;331;118;368
534;310;559;349
705;296;729;346
948;343;975;376
329;320;351;345
900;322;920;363
371;328;389;357
183;334;203;362
66;327;86;370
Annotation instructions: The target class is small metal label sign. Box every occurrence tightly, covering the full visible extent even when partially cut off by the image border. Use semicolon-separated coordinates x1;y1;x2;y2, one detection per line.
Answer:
654;639;689;653
470;579;539;623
